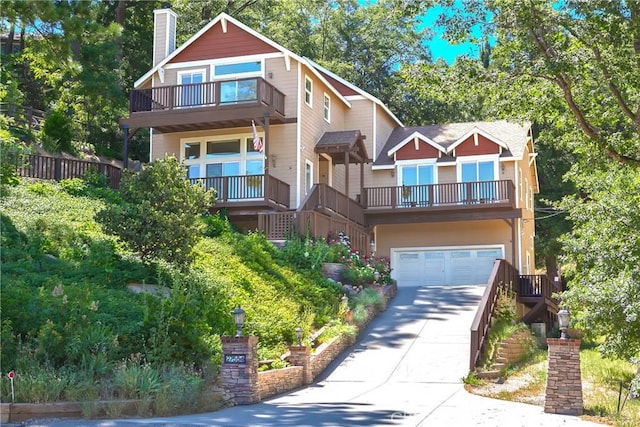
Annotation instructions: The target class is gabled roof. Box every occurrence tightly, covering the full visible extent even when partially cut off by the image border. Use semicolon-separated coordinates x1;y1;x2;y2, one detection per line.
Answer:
134;12;351;109
386;131;446;157
304;58;404;127
315;130;369;164
374;120;532;167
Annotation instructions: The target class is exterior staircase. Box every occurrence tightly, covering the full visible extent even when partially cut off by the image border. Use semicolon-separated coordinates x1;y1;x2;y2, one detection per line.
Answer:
476;329;535;379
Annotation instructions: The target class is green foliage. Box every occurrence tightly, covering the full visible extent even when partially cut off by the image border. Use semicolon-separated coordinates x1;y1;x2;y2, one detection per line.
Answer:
462;371;484;386
279;234;330;270
40;108;74;153
201;211;233;237
0;126;29;195
97;156;214;266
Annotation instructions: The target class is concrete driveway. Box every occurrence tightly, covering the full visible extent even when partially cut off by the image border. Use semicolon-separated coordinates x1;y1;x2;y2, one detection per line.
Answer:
28;286;600;427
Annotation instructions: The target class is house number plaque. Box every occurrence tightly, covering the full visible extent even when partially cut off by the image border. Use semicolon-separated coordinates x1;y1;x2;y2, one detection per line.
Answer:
224;354;247;364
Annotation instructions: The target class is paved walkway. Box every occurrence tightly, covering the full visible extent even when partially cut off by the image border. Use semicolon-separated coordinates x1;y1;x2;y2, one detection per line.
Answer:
26;286;601;427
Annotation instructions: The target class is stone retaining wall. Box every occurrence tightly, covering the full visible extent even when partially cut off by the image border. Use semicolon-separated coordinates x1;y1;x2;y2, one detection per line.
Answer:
310;335;355;378
257;366;304;400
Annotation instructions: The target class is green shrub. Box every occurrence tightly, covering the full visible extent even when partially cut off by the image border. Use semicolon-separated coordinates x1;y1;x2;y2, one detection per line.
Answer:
41;108;74;153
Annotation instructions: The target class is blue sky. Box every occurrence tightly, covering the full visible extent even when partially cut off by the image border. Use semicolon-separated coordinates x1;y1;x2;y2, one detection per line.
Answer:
420;5;483;64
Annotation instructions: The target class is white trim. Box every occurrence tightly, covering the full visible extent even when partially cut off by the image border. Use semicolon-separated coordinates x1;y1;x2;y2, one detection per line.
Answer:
304;75;313;107
149;129;154;160
177;68;207;82
305;159;314;195
387;131;446;157
446;127;509;154
136;12;352;110
296;62;302;207
323;92;331;123
221;16;227;33
371;164;395;170
210;58;263;80
528;152;538;165
517;220;523;272
163;53;281;71
372;102;377;162
179;132;263;176
456;155;500;182
306;57;403;127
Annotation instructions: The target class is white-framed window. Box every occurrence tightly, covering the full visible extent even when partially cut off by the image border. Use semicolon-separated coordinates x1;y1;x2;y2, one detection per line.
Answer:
457;155;499;202
304;76;313;107
305;159;313;194
323;93;331;122
182;135;263;176
396;160;436;206
177;69;205;107
212;60;262;79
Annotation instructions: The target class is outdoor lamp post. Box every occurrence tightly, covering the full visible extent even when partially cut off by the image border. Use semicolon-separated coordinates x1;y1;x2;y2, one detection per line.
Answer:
295;327;303;346
370;240;375;254
374;271;380;283
558;308;570;339
233;305;245;337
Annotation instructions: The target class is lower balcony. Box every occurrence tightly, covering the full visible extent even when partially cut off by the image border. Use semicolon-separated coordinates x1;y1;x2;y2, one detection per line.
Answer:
190;174;290;211
362;180;518;225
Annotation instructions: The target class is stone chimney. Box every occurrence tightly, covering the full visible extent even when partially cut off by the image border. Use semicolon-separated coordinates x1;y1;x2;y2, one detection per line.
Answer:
153;8;177;66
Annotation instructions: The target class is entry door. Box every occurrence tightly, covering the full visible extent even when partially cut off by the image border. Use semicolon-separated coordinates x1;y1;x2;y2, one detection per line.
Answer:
319;158;331;185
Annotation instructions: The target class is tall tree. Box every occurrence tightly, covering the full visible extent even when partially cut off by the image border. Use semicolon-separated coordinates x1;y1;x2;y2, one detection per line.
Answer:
437;0;640;361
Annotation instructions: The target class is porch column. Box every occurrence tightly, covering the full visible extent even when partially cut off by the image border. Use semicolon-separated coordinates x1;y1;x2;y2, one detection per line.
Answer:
263;113;270;174
544;338;583;415
360;159;364;205
344;148;350;219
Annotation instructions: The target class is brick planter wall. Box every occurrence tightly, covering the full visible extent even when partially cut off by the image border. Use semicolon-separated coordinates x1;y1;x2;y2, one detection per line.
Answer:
544;338;583;416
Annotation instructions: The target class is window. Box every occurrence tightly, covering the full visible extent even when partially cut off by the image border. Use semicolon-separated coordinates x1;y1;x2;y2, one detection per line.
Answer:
323;93;331;122
460;159;497;201
214;61;261;77
181;134;265;199
399;164;434;206
178;70;205;107
305;76;312;106
220;79;257;103
305;160;313;193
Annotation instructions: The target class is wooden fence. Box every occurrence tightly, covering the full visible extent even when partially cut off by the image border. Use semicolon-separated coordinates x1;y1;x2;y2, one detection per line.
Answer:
15;154;121;189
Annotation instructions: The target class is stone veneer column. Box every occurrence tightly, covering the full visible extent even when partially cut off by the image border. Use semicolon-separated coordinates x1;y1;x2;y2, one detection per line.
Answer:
220;336;259;405
288;345;313;384
544;338;583;415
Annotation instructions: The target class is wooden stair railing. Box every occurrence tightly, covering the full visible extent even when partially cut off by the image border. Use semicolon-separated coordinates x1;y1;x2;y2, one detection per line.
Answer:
469;259;519;372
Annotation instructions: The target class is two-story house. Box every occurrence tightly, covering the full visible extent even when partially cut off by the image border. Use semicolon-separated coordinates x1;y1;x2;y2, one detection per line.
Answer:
119;10;539;289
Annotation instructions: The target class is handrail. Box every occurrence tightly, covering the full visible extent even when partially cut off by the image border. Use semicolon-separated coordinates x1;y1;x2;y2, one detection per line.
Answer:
1;102;46;131
311;184;365;226
15;154;121;189
363;180;515;209
190;174;290;208
517;274;560;299
469;259;519;371
129;77;285;116
257;210;370;254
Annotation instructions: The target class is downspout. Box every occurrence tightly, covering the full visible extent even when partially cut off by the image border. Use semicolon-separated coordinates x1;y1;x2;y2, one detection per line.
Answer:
296;62;302;208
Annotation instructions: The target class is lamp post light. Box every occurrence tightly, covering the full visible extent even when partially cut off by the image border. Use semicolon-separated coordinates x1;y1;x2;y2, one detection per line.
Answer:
295;327;303;346
233;305;246;337
373;271;380;284
557;308;571;339
370;240;375;255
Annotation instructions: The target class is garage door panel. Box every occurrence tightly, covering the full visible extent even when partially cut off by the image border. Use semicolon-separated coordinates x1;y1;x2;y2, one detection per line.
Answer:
394;247;503;287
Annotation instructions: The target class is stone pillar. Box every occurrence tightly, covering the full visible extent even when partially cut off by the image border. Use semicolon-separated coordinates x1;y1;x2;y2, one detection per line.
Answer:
544;338;583;415
288;345;313;384
220;336;259;405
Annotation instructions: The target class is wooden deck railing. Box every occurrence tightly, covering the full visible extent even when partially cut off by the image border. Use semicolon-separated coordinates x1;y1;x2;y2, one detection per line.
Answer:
469;259;520;371
517;274;560;298
190;174;289;208
1;102;45;131
257;210;370;254
16;154;121;189
129;78;285;116
363;180;515;209
300;184;365;226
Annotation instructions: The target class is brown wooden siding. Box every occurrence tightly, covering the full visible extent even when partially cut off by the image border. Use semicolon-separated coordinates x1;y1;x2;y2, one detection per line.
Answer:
455;134;500;156
396;140;440;160
170;21;279;63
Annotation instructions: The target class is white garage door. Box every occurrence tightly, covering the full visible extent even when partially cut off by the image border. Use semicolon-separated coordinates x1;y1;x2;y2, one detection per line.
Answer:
393;247;503;287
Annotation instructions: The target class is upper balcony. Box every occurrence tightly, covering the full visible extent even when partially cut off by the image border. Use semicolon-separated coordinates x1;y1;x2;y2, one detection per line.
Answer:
121;77;288;133
362;180;519;225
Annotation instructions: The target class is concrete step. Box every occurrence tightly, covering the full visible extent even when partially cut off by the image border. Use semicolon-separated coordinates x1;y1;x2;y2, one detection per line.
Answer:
476;370;501;379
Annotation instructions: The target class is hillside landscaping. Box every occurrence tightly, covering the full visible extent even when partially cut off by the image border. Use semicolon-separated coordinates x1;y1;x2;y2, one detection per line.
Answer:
0;165;391;416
